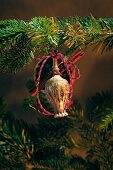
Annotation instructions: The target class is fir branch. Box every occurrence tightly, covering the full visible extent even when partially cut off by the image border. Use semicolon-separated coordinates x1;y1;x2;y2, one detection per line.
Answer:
27;17;60;52
0;35;34;73
0;20;27;55
99;112;113;130
1;16;113;73
85;91;113;123
1;92;113;169
0;20;35;73
72;123;113;170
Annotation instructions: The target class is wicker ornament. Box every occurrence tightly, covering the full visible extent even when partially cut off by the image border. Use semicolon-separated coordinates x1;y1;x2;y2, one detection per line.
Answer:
30;51;84;118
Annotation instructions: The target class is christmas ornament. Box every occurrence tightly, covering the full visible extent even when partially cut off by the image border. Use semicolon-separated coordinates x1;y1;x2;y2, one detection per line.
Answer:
30;51;84;118
45;75;70;118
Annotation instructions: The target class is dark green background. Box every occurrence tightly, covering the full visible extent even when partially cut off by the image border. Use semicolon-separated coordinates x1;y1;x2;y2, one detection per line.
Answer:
0;0;113;122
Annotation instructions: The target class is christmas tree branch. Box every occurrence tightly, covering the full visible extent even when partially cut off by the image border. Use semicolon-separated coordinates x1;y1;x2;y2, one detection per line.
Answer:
0;16;113;73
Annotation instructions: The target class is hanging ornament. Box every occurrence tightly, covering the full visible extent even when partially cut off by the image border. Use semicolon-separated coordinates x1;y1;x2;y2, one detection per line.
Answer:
30;51;84;118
